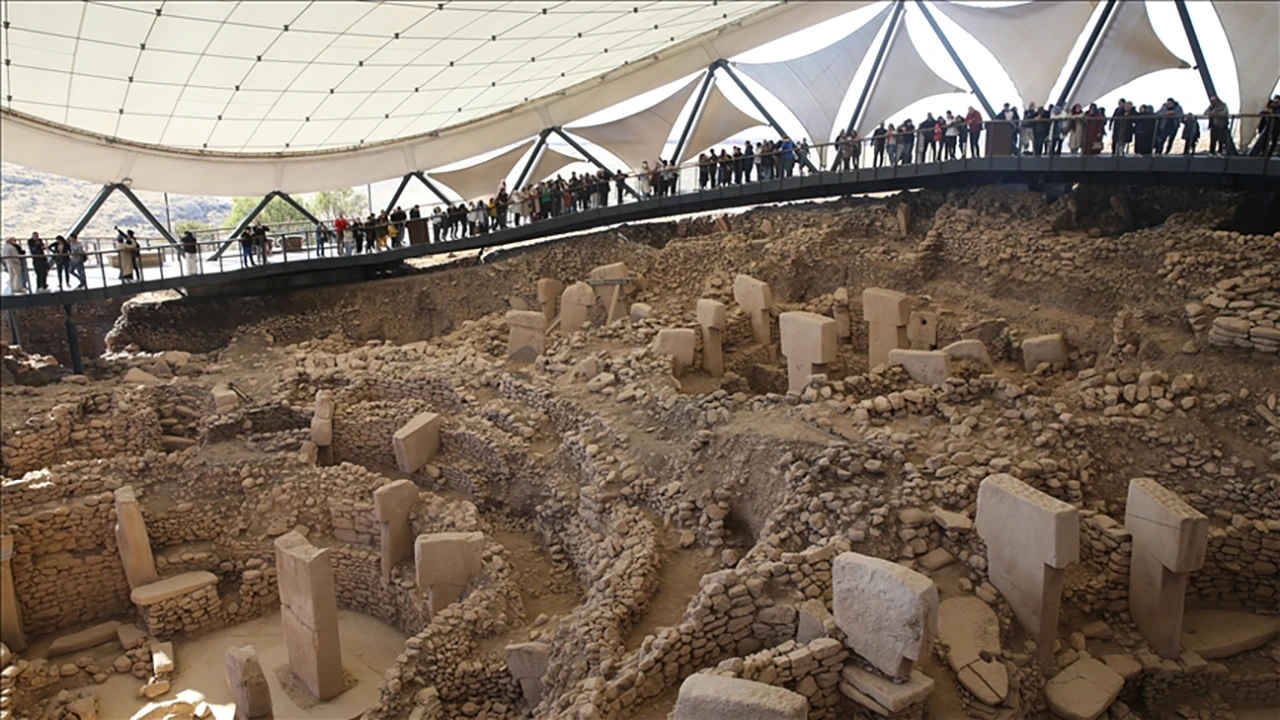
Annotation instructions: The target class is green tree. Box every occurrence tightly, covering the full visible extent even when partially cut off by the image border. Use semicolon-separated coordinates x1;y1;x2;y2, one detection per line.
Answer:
173;219;211;235
310;187;367;220
222;195;310;229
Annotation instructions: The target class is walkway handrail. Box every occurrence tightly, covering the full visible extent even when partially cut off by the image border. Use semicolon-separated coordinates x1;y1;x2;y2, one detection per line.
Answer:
24;113;1276;247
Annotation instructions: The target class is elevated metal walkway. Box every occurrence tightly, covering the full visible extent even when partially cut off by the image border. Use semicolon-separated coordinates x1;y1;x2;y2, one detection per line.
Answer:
2;154;1276;311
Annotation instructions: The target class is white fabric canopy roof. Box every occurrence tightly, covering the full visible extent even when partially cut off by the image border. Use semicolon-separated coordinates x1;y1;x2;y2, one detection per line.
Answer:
1067;0;1188;107
567;75;703;172
856;22;965;136
678;82;765;163
734;4;888;143
931;1;1096;108
430;140;531;202
527;145;581;186
1213;0;1280;143
0;1;862;195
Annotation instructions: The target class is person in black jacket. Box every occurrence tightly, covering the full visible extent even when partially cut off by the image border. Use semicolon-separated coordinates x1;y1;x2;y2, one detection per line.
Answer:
27;232;49;292
919;113;938;162
872;123;888;168
1111;99;1131;155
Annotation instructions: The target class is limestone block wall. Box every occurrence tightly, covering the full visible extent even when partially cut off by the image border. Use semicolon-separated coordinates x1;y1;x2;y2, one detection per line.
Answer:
329;545;427;636
333;372;465;412
333;399;432;469
1191;518;1279;613
1064;511;1132;616
199;402;309;444
137;583;224;639
6;490;131;636
1;391;163;478
328;495;378;545
697;637;851;720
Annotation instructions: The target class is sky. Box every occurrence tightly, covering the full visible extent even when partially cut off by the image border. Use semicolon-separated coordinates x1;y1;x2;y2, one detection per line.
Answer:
366;0;1272;212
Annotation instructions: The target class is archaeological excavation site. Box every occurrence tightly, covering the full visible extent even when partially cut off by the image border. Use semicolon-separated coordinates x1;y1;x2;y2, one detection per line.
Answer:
1;185;1278;720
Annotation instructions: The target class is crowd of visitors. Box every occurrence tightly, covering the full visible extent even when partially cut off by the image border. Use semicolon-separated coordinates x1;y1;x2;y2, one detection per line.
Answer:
5;94;1277;295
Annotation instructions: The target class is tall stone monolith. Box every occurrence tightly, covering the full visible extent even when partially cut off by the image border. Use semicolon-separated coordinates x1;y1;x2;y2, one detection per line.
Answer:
274;531;344;701
1125;478;1208;658
374;479;420;582
114;486;159;590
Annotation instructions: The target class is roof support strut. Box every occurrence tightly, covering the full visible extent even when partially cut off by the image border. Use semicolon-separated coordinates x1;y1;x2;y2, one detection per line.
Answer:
1056;0;1117;109
915;0;996;116
66;183;177;245
552;127;642;199
717;60;818;174
209;191;320;261
670;68;717;164
1173;0;1217;100
511;130;552;193
838;0;906;169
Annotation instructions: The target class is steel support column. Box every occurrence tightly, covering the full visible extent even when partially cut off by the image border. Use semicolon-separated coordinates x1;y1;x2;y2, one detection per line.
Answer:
670;68;717;164
916;0;996;116
115;185;177;245
552;128;641;199
1174;0;1217;101
67;184;117;239
512;130;552;191
1056;0;1117;109
209;192;277;261
843;0;906;157
719;61;818;174
413;172;454;204
63;304;83;375
384;174;415;215
5;310;21;348
272;191;321;225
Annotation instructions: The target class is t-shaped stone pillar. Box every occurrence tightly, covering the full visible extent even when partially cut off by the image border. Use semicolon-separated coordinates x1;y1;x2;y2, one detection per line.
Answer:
863;288;911;368
225;645;272;720
976;474;1079;670
414;532;485;615
310;389;335;447
652;328;697;377
374;480;420;582
833;552;938;679
779;311;837;394
114;486;159;590
560;282;596;333
274;531;344;701
536;278;563;324
733;274;774;349
392;412;441;474
505;641;551;708
588;263;632;324
1125;478;1208;658
696;299;726;376
505;310;547;363
1;535;25;651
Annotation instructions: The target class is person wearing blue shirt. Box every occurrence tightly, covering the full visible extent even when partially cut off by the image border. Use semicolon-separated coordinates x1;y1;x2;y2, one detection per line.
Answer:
778;136;796;178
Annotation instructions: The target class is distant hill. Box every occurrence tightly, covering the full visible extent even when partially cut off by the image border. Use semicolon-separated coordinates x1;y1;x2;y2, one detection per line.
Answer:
1;162;230;239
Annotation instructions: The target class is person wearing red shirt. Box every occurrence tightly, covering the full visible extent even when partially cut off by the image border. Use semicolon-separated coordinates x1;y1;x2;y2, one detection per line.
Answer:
333;215;349;256
965;107;983;157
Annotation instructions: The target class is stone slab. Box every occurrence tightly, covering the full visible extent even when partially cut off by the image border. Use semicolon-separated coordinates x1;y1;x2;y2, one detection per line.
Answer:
832;553;938;679
1181;610;1280;659
887;349;951;386
392;412;441;474
674;674;808;720
130;571;219;606
1125;478;1208;573
779;312;838;364
863;288;911;325
942;339;993;367
868;322;910;369
48;621;122;656
697;298;727;329
560;282;596;332
274;531;344;701
151;640;175;674
1022;333;1068;372
907;311;938;350
938;596;1008;705
1044;658;1123;720
652;328;697;369
116;623;147;650
374;480;420;581
226;645;273;720
733;275;773;311
840;666;934;714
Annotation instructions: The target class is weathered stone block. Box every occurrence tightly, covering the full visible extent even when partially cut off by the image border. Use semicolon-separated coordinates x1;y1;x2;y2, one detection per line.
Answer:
674;674;808;720
392;412;441;474
225;645;272;720
780;312;838;364
886;349;951;386
862;288;911;325
832;553;938;679
697;298;727;329
1021;333;1068;371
